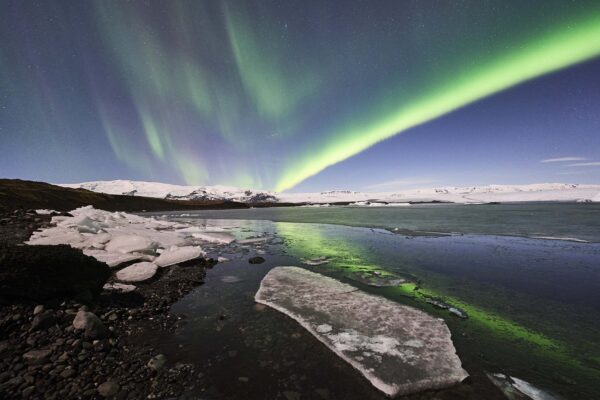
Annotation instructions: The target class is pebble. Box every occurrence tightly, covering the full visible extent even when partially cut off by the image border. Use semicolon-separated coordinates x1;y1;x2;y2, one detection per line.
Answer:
23;349;52;364
147;354;167;371
98;381;120;397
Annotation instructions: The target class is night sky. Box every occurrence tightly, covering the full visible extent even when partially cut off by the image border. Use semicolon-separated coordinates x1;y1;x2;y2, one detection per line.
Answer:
2;0;600;192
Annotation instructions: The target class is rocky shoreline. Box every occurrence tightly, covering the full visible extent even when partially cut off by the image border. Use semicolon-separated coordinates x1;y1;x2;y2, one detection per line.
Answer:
0;209;215;399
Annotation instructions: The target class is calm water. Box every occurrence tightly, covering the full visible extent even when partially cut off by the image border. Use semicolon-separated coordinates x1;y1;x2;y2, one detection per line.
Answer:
161;202;600;242
144;204;600;399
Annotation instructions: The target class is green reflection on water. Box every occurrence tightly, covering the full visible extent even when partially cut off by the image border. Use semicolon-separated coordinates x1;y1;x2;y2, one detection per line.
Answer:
274;221;600;398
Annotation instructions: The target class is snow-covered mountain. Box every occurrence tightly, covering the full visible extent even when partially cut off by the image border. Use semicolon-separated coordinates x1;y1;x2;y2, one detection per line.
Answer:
60;180;600;204
60;180;277;203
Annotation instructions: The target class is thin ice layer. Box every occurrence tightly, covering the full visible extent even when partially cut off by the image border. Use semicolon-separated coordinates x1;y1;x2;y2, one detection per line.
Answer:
255;267;468;397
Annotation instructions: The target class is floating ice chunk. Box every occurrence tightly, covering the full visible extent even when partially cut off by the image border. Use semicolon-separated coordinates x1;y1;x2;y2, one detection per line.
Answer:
217;256;230;263
105;235;157;254
487;373;562;400
237;237;270;245
255;267;468;397
83;249;142;267
103;283;136;293
191;232;236;244
316;324;332;333
303;256;330;266
154;246;204;267
115;262;158;282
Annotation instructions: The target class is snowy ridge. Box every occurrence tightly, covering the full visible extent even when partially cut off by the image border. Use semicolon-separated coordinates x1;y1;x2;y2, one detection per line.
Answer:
60;180;600;204
60;180;277;203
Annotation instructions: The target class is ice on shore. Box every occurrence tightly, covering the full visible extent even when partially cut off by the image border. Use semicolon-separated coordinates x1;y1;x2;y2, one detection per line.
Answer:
26;228;85;247
154;246;204;267
26;206;220;269
255;267;468;397
82;249;141;268
105;235;157;254
103;283;136;293
35;209;58;215
115;262;158;282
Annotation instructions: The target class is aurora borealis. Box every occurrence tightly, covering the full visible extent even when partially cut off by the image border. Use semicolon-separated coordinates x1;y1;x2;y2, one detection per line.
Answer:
2;1;600;190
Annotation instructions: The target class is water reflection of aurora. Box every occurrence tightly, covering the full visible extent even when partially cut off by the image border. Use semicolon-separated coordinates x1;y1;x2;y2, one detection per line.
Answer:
274;221;600;397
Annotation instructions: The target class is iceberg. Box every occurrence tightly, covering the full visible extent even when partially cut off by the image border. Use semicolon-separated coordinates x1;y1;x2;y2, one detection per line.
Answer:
255;267;468;397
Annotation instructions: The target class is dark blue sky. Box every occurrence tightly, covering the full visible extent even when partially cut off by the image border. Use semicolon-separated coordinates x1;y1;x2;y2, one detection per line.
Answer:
1;0;599;191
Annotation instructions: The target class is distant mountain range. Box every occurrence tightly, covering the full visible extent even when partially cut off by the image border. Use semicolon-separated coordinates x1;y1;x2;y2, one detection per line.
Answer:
61;180;600;204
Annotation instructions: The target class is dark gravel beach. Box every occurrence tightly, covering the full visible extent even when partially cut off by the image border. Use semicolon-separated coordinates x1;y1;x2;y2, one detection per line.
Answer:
0;209;215;399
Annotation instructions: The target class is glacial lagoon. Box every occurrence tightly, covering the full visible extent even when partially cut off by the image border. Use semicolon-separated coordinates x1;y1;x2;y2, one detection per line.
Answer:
145;204;600;399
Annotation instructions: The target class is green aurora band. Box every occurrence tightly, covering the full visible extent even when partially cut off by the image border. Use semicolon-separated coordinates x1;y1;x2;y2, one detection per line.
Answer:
275;12;600;191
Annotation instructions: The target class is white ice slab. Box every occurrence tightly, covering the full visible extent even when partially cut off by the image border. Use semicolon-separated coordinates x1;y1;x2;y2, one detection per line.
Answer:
191;232;236;244
83;249;142;268
105;235;157;254
255;267;468;397
154;246;204;267
115;262;158;282
35;209;58;215
103;283;136;293
303;256;330;266
26;228;85;247
487;373;562;400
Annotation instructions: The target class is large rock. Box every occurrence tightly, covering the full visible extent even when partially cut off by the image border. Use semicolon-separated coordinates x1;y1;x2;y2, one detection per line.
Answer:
255;267;468;397
0;244;111;302
73;311;108;339
23;349;52;364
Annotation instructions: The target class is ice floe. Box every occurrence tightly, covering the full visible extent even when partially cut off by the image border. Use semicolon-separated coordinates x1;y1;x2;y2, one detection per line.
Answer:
105;235;157;254
303;256;330;266
487;373;562;400
115;262;158;282
191;231;236;244
154;246;204;267
255;266;468;396
35;209;58;215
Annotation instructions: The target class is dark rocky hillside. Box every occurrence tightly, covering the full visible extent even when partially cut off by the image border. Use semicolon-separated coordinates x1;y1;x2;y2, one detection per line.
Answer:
0;179;248;212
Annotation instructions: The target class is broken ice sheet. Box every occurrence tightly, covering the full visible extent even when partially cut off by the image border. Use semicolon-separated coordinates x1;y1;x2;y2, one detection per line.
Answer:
255;267;468;397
